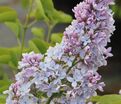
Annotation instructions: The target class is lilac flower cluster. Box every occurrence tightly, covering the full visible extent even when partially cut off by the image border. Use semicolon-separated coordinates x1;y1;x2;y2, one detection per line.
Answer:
4;0;115;104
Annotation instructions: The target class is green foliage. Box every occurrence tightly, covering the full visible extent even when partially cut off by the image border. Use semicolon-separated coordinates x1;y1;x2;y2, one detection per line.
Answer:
21;0;29;8
0;6;17;22
5;20;21;40
0;73;11;104
0;71;11;93
0;55;11;64
0;95;6;104
29;40;40;53
0;47;21;68
112;5;121;19
0;0;72;102
91;94;121;104
31;27;45;39
34;0;48;21
29;38;49;54
8;51;20;70
53;11;72;24
0;7;13;12
0;80;11;94
40;0;72;24
0;0;72;70
51;33;63;44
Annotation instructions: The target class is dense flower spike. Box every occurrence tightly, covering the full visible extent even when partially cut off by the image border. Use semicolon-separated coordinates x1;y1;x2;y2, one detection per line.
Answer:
5;0;115;104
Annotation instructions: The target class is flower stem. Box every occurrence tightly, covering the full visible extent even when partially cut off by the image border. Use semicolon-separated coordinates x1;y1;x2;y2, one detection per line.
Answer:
67;58;82;74
46;94;55;104
46;57;82;104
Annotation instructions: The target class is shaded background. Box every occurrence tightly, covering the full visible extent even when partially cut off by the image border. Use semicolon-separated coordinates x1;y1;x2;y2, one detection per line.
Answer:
0;0;121;94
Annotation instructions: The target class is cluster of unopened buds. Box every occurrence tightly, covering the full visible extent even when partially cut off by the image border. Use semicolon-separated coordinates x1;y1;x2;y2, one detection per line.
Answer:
4;0;115;104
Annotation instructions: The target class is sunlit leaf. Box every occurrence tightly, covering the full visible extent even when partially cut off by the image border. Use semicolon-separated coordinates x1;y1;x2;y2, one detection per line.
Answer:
0;74;11;94
0;86;8;94
0;47;21;56
0;7;13;13
29;40;40;53
5;21;21;39
91;94;121;104
34;0;48;21
53;10;72;23
0;6;17;22
21;0;29;8
51;33;62;44
0;95;6;104
0;48;11;55
31;27;45;39
0;55;11;64
0;47;21;68
29;38;50;54
8;52;19;70
40;0;72;24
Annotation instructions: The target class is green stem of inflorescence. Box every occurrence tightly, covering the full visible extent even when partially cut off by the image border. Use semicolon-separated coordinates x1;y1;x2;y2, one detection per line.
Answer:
46;57;82;104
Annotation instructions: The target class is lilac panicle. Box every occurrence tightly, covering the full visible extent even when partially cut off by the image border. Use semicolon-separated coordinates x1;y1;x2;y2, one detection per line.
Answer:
63;0;115;67
5;0;115;104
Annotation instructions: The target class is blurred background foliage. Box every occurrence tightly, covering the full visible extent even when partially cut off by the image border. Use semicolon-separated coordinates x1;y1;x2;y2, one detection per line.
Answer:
0;0;72;103
0;0;121;104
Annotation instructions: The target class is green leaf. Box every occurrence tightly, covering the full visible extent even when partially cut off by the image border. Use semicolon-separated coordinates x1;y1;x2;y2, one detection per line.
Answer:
0;86;9;93
0;95;6;104
40;0;72;24
51;33;62;43
29;40;40;53
40;0;55;12
0;6;13;13
5;21;21;39
8;61;17;70
32;38;49;53
29;38;50;54
112;5;121;19
0;75;11;93
91;95;101;102
0;48;11;55
0;47;21;56
21;0;29;8
0;7;17;22
0;66;3;78
8;52;19;70
31;27;44;39
34;0;48;21
30;9;36;18
0;47;21;68
91;94;121;104
0;55;11;64
40;0;57;23
53;10;72;23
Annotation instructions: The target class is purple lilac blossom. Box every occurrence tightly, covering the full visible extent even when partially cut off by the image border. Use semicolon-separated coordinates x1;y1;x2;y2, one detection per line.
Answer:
5;0;115;104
